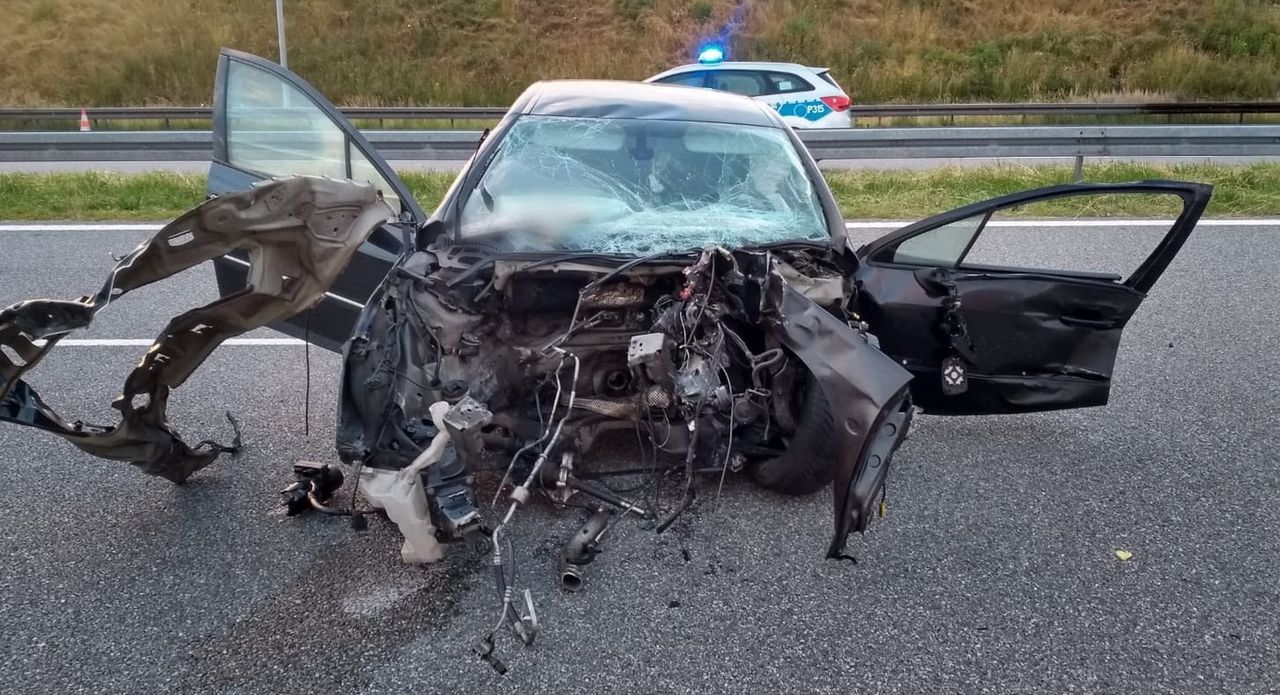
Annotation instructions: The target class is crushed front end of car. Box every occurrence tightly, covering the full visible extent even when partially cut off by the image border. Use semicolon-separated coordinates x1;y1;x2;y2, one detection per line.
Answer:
334;230;913;659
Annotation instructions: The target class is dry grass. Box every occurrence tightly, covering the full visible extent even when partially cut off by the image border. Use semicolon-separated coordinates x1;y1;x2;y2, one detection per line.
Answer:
2;0;1280;106
0;0;740;106
744;0;1280;102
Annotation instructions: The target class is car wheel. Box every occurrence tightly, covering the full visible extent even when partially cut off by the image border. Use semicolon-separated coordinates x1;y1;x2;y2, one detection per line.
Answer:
749;370;837;495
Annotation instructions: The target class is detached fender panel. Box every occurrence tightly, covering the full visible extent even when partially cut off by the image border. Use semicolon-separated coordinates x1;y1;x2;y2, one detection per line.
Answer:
765;283;914;558
0;176;392;482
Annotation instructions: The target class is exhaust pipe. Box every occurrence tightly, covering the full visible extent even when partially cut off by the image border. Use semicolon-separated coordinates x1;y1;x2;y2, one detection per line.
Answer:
559;560;585;592
558;507;612;592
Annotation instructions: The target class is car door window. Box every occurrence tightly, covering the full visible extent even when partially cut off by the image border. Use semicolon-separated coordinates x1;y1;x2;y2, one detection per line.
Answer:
892;215;984;267
654;71;707;87
225;60;346;179
349;141;401;217
961;193;1186;280
871;187;1200;286
707;70;769;97
220;56;412;218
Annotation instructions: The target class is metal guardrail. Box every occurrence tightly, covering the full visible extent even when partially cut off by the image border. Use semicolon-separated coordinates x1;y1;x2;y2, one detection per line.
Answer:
848;101;1280;119
0;130;481;161
4;125;1280;165
5;101;1280;127
0;131;216;162
0;106;508;128
796;125;1280;159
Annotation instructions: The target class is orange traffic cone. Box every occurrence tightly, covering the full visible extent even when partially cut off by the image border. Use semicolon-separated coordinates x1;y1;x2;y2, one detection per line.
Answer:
79;108;91;132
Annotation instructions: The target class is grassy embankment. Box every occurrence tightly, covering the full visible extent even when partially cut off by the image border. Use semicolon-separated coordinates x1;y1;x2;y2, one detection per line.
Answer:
747;0;1280;102
4;0;1280;108
4;163;1279;221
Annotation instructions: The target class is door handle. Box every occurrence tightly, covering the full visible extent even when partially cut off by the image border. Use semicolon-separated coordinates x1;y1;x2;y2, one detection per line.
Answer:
1060;315;1119;329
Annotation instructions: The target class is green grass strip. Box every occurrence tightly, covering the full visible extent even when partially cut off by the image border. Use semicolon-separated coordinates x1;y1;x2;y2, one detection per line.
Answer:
4;163;1280;222
0;171;207;221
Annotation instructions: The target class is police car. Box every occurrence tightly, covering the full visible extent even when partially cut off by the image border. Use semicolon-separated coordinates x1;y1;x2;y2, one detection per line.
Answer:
645;47;852;129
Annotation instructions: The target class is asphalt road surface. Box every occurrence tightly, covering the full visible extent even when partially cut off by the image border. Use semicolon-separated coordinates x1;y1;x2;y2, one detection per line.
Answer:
1;220;1277;694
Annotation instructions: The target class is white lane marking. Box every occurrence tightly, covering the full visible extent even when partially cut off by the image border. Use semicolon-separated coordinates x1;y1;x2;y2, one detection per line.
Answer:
3;219;1280;234
0;223;165;232
37;338;305;347
844;219;1280;229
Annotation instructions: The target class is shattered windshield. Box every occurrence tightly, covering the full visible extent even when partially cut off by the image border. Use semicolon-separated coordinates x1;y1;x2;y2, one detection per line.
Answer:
459;116;829;253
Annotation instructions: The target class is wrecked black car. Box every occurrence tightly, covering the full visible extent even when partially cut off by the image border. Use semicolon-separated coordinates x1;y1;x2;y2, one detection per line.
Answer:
2;49;1210;665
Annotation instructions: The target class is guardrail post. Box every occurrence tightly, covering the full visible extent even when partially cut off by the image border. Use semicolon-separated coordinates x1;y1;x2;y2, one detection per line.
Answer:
1073;155;1084;182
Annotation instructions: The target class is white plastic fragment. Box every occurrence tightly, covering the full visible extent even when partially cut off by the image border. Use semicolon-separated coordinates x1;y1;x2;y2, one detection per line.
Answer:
358;401;453;564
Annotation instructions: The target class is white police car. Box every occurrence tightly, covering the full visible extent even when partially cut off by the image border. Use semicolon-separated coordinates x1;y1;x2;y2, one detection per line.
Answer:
645;47;852;129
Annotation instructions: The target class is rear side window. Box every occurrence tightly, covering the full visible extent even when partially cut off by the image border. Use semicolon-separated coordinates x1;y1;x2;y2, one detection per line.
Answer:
765;72;813;95
654;71;707;88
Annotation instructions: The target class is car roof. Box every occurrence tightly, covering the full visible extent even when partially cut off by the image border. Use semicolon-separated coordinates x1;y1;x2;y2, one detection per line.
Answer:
651;61;828;76
511;79;785;128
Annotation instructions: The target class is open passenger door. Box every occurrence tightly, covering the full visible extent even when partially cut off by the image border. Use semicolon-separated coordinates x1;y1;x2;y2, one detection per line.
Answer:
853;181;1211;415
208;48;424;351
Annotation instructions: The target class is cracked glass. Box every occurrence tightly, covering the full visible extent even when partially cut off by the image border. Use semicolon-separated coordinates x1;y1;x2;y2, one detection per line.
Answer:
460;116;829;254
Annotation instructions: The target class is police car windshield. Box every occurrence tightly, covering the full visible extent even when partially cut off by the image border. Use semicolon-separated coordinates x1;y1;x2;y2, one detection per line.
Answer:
459;116;829;253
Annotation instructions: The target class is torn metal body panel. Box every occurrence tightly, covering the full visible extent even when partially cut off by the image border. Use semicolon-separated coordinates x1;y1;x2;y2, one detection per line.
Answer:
763;282;914;558
0;176;392;481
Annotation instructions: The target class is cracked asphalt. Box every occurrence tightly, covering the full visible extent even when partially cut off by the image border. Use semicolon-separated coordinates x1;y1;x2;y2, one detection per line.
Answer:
1;221;1277;694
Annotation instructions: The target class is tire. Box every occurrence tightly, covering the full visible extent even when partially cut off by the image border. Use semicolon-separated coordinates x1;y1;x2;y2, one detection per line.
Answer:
749;370;837;495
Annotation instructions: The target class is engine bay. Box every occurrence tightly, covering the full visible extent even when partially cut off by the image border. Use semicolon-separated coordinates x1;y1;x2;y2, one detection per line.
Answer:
330;240;913;668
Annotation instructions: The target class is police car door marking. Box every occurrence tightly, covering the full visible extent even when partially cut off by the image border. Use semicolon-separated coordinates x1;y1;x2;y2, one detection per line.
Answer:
775;99;830;121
